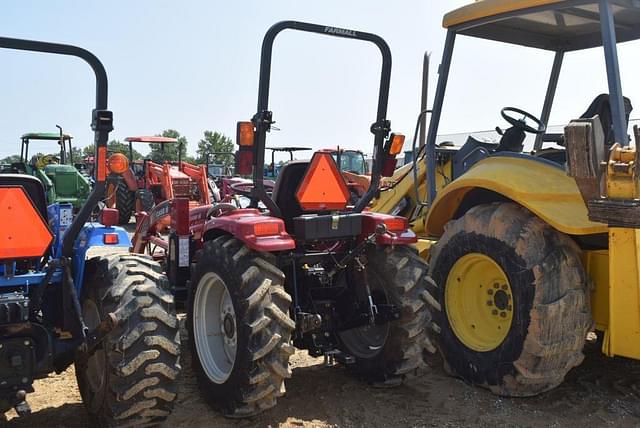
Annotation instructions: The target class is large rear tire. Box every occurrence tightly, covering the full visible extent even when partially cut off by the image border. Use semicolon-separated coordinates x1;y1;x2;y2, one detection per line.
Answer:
337;245;431;385
188;236;295;418
75;253;181;427
425;203;591;396
106;181;135;225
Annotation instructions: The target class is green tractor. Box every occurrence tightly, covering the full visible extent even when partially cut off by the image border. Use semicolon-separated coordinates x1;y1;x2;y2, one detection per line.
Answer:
11;126;91;211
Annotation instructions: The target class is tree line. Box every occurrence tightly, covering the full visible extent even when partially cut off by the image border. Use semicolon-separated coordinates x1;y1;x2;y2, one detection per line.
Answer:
0;129;234;166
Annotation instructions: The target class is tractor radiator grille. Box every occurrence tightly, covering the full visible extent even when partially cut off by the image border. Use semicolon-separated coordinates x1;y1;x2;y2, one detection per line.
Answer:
172;179;192;197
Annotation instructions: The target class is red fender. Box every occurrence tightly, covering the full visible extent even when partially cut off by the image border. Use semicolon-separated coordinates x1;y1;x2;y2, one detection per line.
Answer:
360;212;417;245
201;209;295;252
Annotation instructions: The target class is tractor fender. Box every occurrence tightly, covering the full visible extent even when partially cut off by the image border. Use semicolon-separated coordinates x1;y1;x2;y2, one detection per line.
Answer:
72;223;132;293
425;156;608;237
201;208;295;252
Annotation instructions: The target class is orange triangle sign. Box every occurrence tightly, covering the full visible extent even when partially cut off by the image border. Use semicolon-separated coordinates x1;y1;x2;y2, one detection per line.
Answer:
0;187;53;260
296;152;349;211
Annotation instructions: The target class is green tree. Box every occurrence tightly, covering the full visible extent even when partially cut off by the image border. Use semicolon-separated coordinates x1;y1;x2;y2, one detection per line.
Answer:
0;154;21;164
82;144;94;158
81;141;143;160
149;129;187;162
70;146;83;162
196;130;234;166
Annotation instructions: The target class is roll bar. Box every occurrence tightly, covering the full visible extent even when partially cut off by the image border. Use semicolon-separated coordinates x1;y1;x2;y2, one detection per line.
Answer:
249;20;393;215
0;37;113;258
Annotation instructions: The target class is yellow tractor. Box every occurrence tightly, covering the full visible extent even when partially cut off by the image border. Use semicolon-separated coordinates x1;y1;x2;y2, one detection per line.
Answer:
373;0;640;396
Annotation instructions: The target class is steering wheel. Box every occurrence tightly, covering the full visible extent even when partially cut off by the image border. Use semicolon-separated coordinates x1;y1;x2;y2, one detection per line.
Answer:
230;181;254;197
501;107;546;134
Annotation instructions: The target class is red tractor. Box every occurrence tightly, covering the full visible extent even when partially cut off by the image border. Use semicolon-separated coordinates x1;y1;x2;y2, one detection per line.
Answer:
106;135;211;223
131;21;430;418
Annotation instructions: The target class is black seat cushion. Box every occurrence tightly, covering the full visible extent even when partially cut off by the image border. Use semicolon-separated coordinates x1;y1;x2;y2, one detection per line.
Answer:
0;174;48;221
581;94;633;146
272;161;309;231
10;162;27;174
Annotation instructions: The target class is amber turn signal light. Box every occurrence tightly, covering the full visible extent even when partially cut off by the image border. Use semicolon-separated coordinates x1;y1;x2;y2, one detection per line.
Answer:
237;121;255;146
389;133;405;156
107;153;129;174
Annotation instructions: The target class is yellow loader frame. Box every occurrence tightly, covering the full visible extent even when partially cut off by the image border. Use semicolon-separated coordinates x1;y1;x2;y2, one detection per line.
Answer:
373;0;640;361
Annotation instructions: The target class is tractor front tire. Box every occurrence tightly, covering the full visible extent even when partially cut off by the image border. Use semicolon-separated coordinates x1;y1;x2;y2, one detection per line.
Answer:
136;189;155;214
426;202;591;396
338;245;431;385
188;236;295;418
75;253;181;427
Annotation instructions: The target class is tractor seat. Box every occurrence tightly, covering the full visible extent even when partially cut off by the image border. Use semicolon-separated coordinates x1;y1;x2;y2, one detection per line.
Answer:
272;160;309;230
581;93;633;146
10;162;27;174
0;174;48;221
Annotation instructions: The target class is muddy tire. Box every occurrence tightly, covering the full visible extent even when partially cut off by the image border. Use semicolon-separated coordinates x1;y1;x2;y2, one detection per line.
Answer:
188;236;295;418
106;181;135;225
337;245;431;385
426;202;591;396
136;189;155;214
75;253;181;427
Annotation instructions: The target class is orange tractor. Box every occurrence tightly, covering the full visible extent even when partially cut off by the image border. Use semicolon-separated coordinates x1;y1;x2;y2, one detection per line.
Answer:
106;135;211;223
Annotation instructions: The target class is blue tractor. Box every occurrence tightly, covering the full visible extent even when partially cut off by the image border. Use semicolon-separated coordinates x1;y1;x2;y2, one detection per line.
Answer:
0;37;180;425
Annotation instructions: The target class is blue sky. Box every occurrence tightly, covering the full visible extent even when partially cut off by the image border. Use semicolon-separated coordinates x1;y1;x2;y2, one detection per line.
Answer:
2;1;639;161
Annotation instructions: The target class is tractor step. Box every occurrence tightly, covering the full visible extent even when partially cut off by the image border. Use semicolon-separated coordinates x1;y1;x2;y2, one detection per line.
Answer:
324;349;355;367
14;396;31;418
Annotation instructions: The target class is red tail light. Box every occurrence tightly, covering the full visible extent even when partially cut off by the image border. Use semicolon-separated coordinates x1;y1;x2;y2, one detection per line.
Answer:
253;222;281;236
384;217;408;232
381;158;397;177
235;150;253;175
103;233;119;244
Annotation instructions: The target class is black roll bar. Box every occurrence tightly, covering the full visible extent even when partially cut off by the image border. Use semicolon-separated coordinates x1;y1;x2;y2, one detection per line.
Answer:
0;37;113;258
250;20;393;215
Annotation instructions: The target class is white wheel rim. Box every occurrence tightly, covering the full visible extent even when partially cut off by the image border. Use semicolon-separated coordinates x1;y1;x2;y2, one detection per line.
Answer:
193;272;237;383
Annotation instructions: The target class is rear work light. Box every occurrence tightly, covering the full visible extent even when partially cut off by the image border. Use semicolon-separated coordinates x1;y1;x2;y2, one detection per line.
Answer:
103;233;119;244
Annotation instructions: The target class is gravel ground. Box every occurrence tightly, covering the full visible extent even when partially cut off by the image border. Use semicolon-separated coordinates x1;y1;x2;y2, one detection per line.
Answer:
5;316;640;428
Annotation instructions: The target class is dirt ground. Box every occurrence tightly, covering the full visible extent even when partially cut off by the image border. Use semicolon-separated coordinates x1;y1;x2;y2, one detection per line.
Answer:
4;313;640;428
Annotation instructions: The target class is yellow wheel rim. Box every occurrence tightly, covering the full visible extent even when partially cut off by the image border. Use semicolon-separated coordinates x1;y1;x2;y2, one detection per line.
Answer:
445;253;513;352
